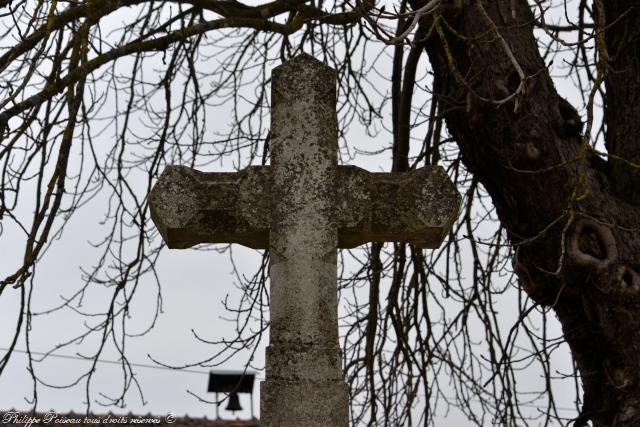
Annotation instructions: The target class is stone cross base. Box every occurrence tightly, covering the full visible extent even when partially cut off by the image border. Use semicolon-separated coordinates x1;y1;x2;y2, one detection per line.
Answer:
260;380;348;426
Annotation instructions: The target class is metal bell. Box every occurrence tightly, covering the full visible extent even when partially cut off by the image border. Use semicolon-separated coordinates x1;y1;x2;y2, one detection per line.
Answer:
225;392;242;412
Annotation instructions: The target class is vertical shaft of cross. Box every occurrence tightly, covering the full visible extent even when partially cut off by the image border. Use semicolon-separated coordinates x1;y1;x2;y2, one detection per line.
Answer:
260;55;349;426
269;57;338;358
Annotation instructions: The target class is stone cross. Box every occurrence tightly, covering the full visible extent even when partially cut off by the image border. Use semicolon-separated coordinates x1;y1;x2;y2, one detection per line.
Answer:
149;54;459;426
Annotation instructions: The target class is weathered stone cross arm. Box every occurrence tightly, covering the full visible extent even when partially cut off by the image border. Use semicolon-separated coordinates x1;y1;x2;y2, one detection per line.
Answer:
149;163;459;250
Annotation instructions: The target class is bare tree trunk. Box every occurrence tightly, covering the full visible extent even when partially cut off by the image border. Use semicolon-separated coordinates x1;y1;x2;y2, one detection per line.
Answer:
603;0;640;204
412;0;640;425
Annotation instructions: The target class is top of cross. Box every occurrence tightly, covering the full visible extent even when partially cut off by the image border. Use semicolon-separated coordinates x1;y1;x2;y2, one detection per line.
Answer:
149;54;460;251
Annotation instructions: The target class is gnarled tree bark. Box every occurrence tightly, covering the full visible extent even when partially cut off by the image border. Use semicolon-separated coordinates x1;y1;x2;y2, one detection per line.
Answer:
411;0;640;425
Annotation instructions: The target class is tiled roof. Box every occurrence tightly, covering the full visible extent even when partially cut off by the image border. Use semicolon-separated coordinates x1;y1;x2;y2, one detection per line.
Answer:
1;411;258;427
